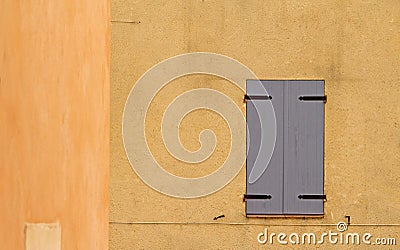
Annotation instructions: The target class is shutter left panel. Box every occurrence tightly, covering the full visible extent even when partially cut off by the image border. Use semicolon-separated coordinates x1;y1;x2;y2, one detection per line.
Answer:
246;80;284;215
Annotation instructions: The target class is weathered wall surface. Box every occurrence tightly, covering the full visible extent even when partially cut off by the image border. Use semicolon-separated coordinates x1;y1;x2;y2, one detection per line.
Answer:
111;0;400;249
0;1;109;249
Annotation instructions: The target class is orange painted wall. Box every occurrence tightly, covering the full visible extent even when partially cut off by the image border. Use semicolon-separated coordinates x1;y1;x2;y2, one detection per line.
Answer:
0;1;109;249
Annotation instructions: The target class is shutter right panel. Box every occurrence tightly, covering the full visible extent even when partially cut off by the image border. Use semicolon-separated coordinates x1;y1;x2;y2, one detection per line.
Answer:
284;80;325;215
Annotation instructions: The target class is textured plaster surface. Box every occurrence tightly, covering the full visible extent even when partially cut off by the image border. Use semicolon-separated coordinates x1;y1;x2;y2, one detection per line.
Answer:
111;1;400;249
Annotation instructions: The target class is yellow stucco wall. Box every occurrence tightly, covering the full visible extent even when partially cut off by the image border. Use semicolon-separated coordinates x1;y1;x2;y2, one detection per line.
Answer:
111;1;400;249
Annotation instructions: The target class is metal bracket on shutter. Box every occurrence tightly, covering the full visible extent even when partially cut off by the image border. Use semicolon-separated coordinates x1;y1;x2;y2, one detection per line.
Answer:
243;194;272;202
298;95;327;103
244;95;272;101
298;194;327;200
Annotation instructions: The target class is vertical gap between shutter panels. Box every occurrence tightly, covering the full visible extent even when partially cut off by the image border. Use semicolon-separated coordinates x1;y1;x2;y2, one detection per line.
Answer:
282;81;286;213
314;84;318;194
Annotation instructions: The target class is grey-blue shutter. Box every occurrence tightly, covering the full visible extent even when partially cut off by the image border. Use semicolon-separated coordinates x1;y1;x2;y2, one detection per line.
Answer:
246;80;325;216
246;80;284;215
283;80;325;215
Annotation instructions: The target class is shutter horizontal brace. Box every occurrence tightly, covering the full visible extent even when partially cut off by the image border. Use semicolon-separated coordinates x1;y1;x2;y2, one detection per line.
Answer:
298;194;327;200
244;95;272;101
298;95;327;103
243;194;272;202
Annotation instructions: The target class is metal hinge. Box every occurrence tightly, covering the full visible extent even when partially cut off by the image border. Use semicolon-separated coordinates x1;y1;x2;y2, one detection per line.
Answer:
243;194;272;202
298;194;327;200
298;95;327;103
244;95;272;101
